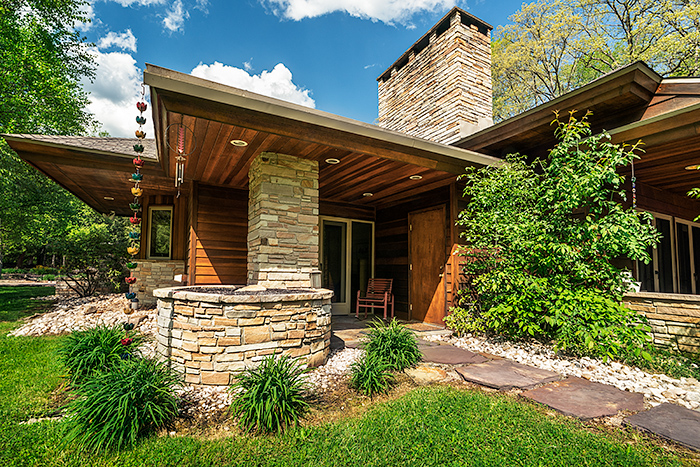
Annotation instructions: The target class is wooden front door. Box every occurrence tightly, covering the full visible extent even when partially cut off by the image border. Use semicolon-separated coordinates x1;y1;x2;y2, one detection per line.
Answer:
409;206;446;323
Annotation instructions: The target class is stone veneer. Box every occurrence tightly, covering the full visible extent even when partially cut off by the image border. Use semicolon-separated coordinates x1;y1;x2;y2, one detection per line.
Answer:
247;152;319;288
625;292;700;355
377;8;492;145
133;259;186;305
154;286;333;385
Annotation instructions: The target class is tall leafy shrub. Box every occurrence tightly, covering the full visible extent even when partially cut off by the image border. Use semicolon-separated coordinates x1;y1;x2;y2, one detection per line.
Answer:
448;113;660;360
364;318;421;371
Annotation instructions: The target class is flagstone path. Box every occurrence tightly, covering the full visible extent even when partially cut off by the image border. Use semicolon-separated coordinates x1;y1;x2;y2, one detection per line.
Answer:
329;316;700;453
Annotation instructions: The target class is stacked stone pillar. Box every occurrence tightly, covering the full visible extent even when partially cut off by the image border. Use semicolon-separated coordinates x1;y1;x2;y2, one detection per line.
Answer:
247;152;319;288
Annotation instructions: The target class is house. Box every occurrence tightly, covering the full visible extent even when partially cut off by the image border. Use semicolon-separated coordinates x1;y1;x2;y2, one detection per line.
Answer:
4;7;700;336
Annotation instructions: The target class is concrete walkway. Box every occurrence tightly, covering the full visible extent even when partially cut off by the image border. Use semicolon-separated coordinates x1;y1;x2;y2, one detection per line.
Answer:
331;315;700;453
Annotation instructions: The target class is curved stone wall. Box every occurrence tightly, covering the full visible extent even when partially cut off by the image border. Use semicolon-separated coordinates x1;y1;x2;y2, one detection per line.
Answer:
153;286;333;385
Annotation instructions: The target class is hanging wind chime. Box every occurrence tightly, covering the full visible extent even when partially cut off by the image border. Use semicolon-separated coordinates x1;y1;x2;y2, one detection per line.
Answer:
123;84;147;320
166;122;196;198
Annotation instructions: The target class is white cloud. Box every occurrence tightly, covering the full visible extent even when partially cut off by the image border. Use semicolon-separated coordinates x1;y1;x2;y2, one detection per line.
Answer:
82;48;153;138
191;62;315;108
195;0;209;12
108;0;166;6
97;30;138;53
244;60;253;72
163;0;190;33
260;0;459;25
75;2;96;31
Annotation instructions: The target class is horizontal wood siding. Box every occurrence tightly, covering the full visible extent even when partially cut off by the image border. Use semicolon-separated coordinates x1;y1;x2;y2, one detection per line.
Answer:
193;184;248;285
375;187;451;319
320;199;375;221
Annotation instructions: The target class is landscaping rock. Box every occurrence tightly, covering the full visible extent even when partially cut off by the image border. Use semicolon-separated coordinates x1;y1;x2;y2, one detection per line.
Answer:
405;365;449;384
456;359;560;390
521;376;644;420
421;344;489;365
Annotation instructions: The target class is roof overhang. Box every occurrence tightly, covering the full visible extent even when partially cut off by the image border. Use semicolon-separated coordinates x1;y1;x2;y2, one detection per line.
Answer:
144;63;500;208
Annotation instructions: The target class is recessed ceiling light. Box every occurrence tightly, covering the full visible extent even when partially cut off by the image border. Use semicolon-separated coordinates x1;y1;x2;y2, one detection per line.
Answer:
363;192;373;197
231;140;248;147
325;158;341;164
104;196;115;201
685;164;699;170
409;175;423;180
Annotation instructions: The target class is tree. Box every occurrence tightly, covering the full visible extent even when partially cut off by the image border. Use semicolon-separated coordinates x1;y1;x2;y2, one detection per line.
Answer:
445;114;659;360
0;0;97;270
492;0;700;121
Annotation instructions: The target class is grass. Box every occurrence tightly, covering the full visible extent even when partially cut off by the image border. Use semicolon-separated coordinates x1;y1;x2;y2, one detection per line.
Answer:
0;286;55;323
0;286;695;466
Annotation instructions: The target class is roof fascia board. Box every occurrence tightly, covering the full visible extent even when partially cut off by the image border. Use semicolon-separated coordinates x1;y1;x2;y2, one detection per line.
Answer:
455;62;662;147
2;134;143;161
144;64;501;169
608;101;700;141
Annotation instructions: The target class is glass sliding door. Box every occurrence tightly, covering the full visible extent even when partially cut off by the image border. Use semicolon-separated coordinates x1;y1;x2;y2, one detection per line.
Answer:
320;217;374;315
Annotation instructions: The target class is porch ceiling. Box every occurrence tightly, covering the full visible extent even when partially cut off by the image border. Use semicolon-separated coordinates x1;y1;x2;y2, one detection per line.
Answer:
145;64;500;209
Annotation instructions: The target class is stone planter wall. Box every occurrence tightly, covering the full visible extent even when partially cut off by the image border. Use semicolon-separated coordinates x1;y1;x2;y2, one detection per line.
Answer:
133;260;186;305
153;286;333;385
625;292;700;355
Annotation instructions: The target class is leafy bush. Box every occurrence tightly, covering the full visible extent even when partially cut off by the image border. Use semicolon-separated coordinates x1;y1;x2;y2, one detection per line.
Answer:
63;357;181;452
29;266;59;275
1;268;28;274
350;352;395;397
448;114;660;360
58;325;143;383
229;355;310;434
364;318;421;371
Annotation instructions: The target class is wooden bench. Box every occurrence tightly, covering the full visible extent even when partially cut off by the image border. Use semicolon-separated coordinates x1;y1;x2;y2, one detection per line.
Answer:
356;278;394;320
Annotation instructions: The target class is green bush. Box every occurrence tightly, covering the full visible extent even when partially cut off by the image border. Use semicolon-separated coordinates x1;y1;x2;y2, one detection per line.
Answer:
350;352;395;397
1;268;28;274
63;357;181;452
448;115;660;361
57;325;144;383
229;355;310;434
29;266;60;275
364;318;421;371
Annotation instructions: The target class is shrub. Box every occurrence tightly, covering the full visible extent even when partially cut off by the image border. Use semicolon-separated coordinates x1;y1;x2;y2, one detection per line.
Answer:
448;114;660;361
364;318;421;371
58;325;144;383
350;352;395;397
63;357;181;452
229;355;310;434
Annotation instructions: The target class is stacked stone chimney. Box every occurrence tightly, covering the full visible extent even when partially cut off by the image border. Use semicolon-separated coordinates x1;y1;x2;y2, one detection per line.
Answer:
377;8;493;145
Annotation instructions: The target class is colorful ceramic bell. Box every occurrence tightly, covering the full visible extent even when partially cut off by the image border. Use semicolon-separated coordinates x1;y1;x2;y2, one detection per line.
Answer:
133;144;144;153
133;157;145;168
136;116;146;125
120;337;133;346
135;130;146;139
123;306;134;315
128;231;140;239
136;102;147;112
125;292;136;299
129;203;141;211
131;187;143;197
131;173;143;181
126;262;138;269
123;322;135;331
127;246;139;256
125;276;137;284
129;216;141;225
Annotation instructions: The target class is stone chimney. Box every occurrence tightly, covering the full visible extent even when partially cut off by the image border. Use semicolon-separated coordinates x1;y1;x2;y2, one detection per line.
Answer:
377;8;493;145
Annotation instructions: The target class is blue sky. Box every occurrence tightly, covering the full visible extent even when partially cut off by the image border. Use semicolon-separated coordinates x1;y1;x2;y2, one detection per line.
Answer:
78;0;526;137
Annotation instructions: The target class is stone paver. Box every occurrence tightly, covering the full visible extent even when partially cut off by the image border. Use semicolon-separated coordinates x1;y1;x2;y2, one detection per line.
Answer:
624;403;700;452
405;365;450;384
521;376;644;420
421;343;489;365
456;359;560;390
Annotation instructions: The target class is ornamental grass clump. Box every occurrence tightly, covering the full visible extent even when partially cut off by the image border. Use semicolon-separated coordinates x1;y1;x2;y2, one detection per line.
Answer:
57;324;144;383
63;357;181;452
350;351;395;397
229;355;310;434
364;318;421;371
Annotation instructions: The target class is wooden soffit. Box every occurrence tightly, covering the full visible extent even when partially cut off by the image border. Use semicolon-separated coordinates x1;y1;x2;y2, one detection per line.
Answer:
144;64;500;208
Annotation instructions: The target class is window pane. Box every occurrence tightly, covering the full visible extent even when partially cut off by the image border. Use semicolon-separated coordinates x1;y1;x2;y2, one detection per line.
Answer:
149;209;172;258
351;221;372;309
677;223;692;294
657;218;674;293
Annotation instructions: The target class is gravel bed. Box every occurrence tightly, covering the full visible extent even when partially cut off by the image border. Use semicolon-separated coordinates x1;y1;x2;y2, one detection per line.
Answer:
428;334;700;411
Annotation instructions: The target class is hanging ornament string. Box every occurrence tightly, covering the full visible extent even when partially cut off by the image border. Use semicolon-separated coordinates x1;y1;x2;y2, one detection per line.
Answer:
631;158;637;209
124;84;147;324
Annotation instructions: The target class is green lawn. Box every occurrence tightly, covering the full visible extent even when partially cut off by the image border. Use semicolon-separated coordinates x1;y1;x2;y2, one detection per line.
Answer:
0;286;693;466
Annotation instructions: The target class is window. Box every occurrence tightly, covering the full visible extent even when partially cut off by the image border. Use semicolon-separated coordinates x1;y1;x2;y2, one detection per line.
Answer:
148;206;173;259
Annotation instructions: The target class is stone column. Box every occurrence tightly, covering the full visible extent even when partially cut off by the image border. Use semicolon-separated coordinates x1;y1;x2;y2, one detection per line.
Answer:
247;152;319;288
